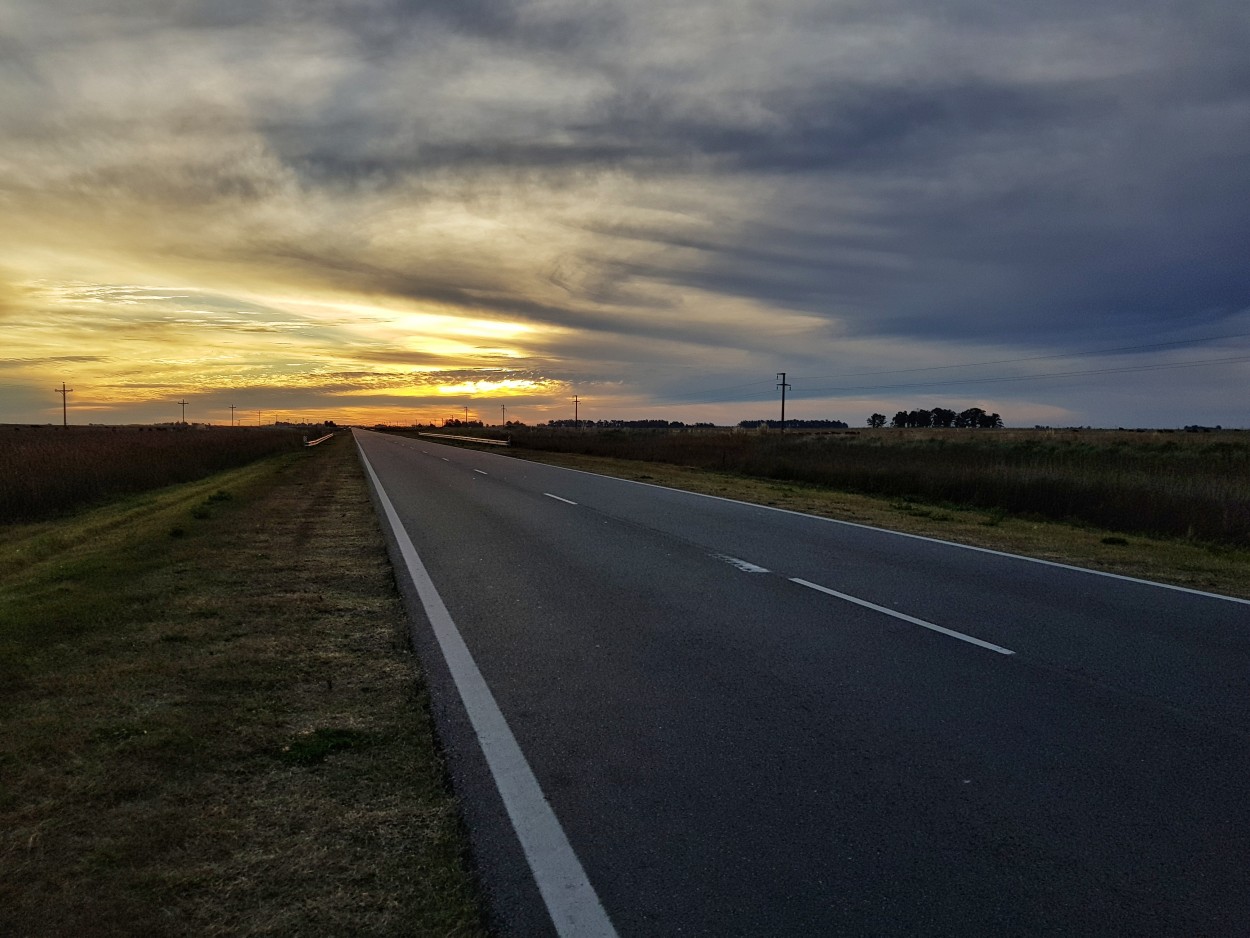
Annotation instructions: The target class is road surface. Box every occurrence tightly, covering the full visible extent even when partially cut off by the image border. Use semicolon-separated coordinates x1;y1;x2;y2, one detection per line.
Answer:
353;428;1250;937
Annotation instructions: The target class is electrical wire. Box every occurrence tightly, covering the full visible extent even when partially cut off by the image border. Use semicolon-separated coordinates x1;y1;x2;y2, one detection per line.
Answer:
792;331;1250;382
802;354;1250;395
653;331;1250;405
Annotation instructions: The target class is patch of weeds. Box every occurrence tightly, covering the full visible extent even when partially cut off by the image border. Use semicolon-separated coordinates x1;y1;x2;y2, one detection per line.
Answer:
168;526;186;539
190;506;211;520
206;490;232;503
280;727;375;765
92;724;149;744
1101;536;1130;546
980;508;1008;527
159;633;190;643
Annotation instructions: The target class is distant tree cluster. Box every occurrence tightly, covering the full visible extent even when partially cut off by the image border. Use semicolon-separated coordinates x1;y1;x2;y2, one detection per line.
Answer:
442;418;484;428
737;419;849;429
870;407;1002;429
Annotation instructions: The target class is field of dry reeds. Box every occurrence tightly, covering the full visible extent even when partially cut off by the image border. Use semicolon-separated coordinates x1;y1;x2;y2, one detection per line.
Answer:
499;427;1250;546
0;425;314;523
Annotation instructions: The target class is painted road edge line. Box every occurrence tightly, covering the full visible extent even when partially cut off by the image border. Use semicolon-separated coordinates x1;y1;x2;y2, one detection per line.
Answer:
791;578;1016;656
545;492;578;505
356;443;617;938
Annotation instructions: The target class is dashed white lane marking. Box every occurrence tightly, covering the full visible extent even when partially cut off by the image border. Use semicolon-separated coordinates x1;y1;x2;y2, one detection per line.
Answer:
442;457;450;462
791;578;1015;656
545;493;578;505
357;443;617;938
539;461;1250;606
716;554;770;573
474;469;488;475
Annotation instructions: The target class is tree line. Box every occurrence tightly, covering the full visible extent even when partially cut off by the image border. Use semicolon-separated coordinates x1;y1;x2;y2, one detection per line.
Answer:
868;407;1003;429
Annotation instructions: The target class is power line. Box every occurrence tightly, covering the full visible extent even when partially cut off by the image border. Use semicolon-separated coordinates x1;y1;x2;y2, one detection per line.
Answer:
802;353;1250;395
652;378;780;408
642;332;1250;407
793;331;1250;383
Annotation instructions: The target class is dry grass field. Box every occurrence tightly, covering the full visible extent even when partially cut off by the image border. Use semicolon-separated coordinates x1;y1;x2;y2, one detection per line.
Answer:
492;426;1250;546
0;425;315;524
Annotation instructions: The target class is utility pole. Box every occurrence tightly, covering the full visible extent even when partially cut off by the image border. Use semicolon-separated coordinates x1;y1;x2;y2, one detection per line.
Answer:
54;382;73;427
776;373;791;432
257;410;262;427
501;404;507;426
464;405;470;424
230;404;236;426
572;395;581;429
178;399;189;424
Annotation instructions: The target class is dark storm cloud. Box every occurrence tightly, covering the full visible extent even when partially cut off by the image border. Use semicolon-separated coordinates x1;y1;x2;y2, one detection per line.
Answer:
273;0;1250;352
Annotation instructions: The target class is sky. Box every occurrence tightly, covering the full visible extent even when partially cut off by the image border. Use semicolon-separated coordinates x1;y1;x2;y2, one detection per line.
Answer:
2;0;1248;428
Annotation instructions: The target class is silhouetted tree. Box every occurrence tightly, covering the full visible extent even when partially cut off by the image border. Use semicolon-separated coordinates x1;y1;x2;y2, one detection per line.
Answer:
891;411;910;428
978;412;1003;429
955;407;986;428
868;413;886;428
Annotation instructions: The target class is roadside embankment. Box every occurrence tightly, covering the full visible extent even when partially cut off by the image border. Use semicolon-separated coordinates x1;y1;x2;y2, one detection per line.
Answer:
0;435;486;936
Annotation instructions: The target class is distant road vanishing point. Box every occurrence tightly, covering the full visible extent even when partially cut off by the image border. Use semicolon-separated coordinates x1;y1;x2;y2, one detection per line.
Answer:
354;427;1250;937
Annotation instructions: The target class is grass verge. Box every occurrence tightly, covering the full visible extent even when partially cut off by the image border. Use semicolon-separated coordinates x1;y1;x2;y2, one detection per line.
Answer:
0;435;487;936
500;447;1250;602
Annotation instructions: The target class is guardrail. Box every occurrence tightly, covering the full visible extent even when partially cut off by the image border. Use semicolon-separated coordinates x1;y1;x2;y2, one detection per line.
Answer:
418;432;509;447
304;433;335;447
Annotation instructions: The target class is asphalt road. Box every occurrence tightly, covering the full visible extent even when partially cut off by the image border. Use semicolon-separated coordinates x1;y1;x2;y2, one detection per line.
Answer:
353;428;1250;937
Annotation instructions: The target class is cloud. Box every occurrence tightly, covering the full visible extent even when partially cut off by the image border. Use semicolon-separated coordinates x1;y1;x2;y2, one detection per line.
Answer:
1;0;1247;426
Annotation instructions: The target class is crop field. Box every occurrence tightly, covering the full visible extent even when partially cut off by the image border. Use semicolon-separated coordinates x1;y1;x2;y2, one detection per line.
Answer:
0;425;317;523
449;426;1250;546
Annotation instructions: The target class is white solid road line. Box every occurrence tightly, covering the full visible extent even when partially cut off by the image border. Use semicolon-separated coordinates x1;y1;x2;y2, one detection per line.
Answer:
357;443;617;938
791;578;1016;655
545;493;578;505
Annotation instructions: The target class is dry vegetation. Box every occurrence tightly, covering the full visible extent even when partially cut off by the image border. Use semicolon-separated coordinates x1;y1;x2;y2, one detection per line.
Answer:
0;425;315;523
492;426;1250;546
0;435;486;936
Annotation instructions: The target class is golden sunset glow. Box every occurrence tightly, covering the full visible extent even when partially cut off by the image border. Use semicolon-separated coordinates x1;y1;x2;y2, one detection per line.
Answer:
1;1;1246;429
